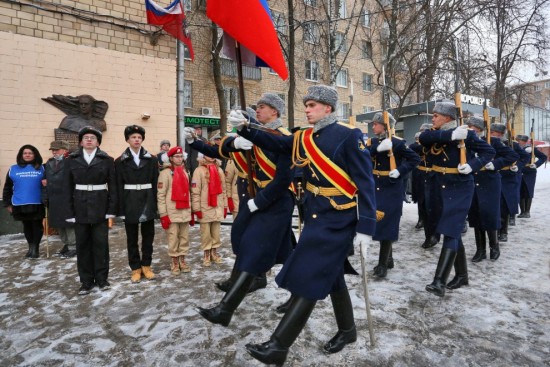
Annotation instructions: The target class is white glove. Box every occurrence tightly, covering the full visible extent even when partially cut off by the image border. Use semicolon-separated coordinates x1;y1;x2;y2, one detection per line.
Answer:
451;125;469;141
228;110;247;131
119;216;125;220
105;214;115;219
183;127;196;144
389;169;400;178
485;162;495;170
529;163;537;169
525;147;532;153
510;165;519;172
65;218;76;223
377;138;393;152
458;163;472;175
353;233;371;247
233;136;253;150
247;199;258;213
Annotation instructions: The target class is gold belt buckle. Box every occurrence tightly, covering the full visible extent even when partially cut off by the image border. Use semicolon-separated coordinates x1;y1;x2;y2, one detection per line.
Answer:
312;186;320;196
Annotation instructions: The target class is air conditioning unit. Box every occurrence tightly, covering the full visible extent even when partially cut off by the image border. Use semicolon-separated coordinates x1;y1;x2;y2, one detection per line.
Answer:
201;107;213;116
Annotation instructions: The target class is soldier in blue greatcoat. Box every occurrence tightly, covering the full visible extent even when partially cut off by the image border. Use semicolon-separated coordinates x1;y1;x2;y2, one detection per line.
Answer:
367;112;420;278
232;85;377;366
516;134;547;219
464;120;518;272
419;102;495;297
185;94;295;327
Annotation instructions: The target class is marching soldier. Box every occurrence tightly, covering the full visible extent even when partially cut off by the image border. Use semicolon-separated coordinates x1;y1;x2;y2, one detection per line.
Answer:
465;119;518;270
419;102;494;297
186;93;296;326
234;85;377;365
367;112;420;278
115;125;159;283
516;135;547;219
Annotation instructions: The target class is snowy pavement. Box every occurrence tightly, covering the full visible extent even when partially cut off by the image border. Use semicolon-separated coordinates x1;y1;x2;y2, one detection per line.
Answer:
1;169;549;367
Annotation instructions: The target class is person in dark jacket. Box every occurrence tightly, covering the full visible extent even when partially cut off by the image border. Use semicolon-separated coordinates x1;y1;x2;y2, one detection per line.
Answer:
42;140;76;257
64;126;117;295
3;145;45;259
115;125;159;283
157;139;171;171
516;134;547;219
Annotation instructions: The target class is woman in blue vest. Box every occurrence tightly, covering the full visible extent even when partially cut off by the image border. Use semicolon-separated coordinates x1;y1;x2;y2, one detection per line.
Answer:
2;145;45;258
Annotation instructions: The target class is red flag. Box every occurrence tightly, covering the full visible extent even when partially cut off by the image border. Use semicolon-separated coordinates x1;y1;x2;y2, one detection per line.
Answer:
145;0;194;60
207;0;288;80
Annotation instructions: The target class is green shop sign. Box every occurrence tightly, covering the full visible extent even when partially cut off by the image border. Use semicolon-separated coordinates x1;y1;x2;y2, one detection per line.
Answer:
184;115;220;127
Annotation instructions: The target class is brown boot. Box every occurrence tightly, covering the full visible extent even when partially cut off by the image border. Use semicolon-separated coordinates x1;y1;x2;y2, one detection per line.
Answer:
131;268;142;283
211;248;223;264
141;266;156;280
179;256;191;273
203;250;212;267
171;257;181;275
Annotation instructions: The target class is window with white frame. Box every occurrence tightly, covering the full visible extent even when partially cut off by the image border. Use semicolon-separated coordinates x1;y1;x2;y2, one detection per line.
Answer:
361;40;372;59
362;10;370;27
305;60;319;81
184;80;192;108
223;86;239;110
546;98;550;110
272;11;287;35
336;102;350;121
336;69;348;87
304;0;317;6
338;1;347;18
534;84;542;92
335;32;347;52
363;105;375;113
184;45;192;59
545;81;550;89
362;73;373;92
303;22;319;44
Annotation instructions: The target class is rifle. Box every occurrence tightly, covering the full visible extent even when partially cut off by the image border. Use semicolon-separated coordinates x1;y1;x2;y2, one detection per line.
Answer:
382;66;397;171
530;118;536;165
483;87;491;144
453;39;467;165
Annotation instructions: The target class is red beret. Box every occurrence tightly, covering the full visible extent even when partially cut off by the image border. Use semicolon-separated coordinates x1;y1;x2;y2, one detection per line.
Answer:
167;146;183;157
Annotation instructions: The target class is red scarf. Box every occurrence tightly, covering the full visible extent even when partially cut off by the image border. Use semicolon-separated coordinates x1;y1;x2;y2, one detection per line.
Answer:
171;165;190;209
207;163;223;207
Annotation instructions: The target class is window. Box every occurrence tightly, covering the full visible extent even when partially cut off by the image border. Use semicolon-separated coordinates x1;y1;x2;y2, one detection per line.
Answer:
184;45;192;60
363;106;375;113
272;11;287;35
304;0;317;6
545;81;550;89
305;60;319;81
546;98;550;110
362;10;371;27
361;41;372;59
336;69;348;87
335;32;347;52
534;84;542;92
182;0;191;12
336;102;350;121
362;73;373;92
184;80;192;108
303;22;319;44
338;1;347;18
223;87;239;110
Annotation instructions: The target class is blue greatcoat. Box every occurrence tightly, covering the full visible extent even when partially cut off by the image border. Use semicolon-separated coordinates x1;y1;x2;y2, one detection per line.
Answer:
419;127;495;240
368;137;420;241
190;134;294;275
468;137;518;230
240;121;377;301
520;147;547;199
500;142;530;216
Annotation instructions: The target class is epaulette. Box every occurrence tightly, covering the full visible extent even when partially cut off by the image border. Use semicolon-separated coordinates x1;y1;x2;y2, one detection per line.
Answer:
277;127;292;136
337;122;354;129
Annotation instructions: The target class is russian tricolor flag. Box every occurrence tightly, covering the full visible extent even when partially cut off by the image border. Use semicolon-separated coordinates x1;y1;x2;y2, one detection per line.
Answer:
207;0;288;80
145;0;194;60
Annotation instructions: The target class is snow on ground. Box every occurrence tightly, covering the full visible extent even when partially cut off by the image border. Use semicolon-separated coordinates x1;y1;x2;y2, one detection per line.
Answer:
1;169;549;367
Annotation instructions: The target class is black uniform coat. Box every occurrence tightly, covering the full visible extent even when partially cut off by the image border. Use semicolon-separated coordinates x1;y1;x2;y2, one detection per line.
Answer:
368;136;420;241
468;137;518;230
520;146;547;198
42;157;73;228
240;121;377;300
419;127;495;238
64;148;117;223
115;147;159;223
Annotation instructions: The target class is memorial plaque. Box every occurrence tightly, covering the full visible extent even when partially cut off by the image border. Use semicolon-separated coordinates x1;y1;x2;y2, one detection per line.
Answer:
54;128;79;152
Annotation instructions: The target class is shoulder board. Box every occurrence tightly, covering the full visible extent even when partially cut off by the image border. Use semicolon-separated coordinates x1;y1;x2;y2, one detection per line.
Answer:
337;122;354;129
277;127;292;136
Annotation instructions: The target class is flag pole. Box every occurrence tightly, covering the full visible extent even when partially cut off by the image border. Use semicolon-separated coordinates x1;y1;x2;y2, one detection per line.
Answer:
235;41;256;198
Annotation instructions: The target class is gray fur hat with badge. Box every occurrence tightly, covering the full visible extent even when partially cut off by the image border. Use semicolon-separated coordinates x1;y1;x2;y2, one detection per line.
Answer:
466;116;485;130
371;111;396;129
303;85;338;111
257;93;285;116
433;101;457;120
516;134;529;142
491;123;506;134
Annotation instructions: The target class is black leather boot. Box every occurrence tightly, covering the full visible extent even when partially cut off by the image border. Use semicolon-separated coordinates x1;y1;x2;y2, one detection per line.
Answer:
415;207;424;229
245;296;316;366
215;261;240;292
509;215;516;226
198;272;255;327
387;246;394;269
422;224;440;248
373;241;392;278
498;215;508;242
426;247;457;297
275;295;294;314
472;228;486;263
517;199;527;218
29;243;39;259
324;288;357;354
25;244;32;258
524;198;532;218
447;244;468;289
247;273;267;293
488;230;500;260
